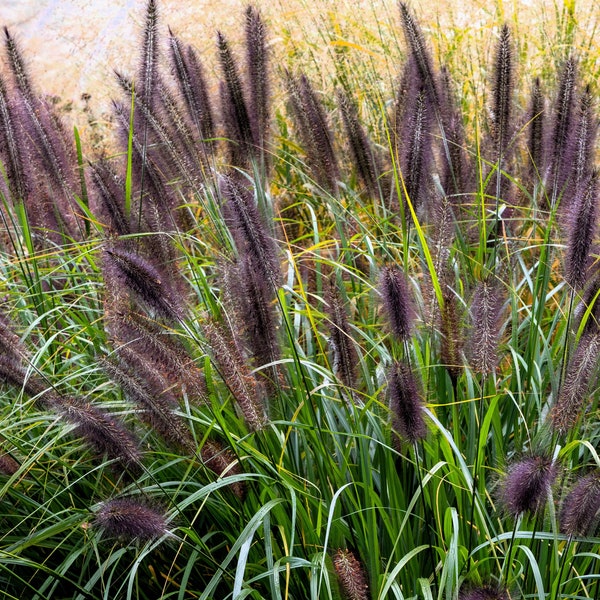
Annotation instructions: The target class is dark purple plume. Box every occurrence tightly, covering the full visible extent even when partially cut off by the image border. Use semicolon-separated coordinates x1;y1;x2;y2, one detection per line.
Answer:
379;265;414;342
459;586;509;600
107;309;205;402
223;255;281;390
90;159;131;236
56;397;142;473
157;78;206;178
551;331;600;434
217;31;255;167
567;85;597;209
490;24;514;159
440;280;463;383
396;84;434;216
219;174;280;286
499;453;558;517
101;353;195;452
3;27;33;101
387;361;427;444
245;6;270;166
203;319;268;431
546;56;578;207
0;72;27;201
560;471;600;536
95;497;167;542
324;276;359;393
102;242;185;322
565;169;599;290
337;88;382;198
468;278;506;374
286;72;340;194
398;3;439;108
115;71;197;189
137;0;159;108
527;77;545;186
2;28;85;240
168;32;215;147
439;66;471;202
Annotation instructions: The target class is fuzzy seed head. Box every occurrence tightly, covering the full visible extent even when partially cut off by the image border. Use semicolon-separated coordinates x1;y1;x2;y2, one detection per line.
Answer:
550;331;600;434
491;24;513;157
95;498;167;542
57;397;142;473
107;309;206;402
500;454;558;517
169;34;215;147
218;30;255;166
440;280;464;383
398;3;439;107
101;354;194;453
4;27;33;100
528;77;545;183
547;56;577;206
138;0;159;107
560;471;600;536
460;586;509;600
245;5;270;159
337;88;381;197
0;453;19;476
379;265;414;341
388;361;426;444
103;244;184;321
332;548;369;600
203;320;268;431
468;278;506;374
565;169;599;290
223;254;281;386
398;86;433;214
570;85;597;201
286;71;340;194
219;174;280;286
324;276;358;392
0;72;27;201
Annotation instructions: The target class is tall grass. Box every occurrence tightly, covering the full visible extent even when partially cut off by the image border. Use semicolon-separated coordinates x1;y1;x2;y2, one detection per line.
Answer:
0;2;599;599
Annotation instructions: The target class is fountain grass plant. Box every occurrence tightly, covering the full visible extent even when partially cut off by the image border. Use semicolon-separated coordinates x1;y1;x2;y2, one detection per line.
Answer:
0;1;599;598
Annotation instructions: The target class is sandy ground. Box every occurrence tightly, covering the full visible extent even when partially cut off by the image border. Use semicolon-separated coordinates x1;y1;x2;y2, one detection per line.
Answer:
0;0;270;139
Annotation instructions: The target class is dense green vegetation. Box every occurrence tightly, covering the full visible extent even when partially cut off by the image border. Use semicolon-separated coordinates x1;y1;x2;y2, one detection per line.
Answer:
0;1;598;598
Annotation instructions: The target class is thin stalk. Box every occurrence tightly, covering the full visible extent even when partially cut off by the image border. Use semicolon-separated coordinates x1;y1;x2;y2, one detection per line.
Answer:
490;153;504;273
500;516;520;586
558;288;576;392
466;375;486;573
415;440;439;593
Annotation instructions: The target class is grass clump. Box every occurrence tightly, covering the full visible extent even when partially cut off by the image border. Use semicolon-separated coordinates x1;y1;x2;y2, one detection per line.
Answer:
0;1;599;599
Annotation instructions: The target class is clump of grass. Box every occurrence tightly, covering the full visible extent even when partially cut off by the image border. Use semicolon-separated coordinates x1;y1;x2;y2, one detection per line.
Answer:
0;1;599;598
